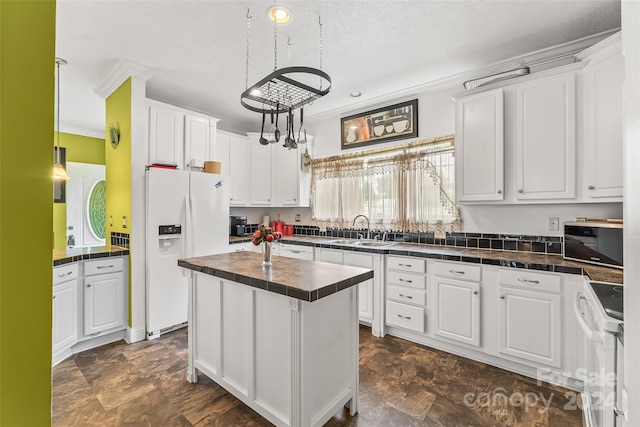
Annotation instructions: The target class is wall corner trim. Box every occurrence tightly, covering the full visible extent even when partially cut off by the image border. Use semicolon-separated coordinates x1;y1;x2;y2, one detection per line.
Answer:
94;59;155;99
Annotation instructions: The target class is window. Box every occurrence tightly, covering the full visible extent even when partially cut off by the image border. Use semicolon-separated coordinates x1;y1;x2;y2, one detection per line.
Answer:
311;135;460;233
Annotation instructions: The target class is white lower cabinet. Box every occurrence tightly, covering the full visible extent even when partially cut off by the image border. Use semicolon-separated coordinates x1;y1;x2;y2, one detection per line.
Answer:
432;261;481;347
315;247;383;336
498;285;562;368
51;264;78;361
278;243;314;260
382;255;584;388
82;258;126;338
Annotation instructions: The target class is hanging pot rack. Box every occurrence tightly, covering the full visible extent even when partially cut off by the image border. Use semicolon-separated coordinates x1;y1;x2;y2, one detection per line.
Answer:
241;8;331;116
240;66;331;114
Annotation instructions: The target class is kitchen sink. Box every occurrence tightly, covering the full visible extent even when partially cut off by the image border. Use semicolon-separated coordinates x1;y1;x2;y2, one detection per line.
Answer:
327;239;395;247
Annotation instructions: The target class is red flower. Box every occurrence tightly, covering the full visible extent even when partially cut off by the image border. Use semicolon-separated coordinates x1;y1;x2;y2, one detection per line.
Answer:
253;230;262;239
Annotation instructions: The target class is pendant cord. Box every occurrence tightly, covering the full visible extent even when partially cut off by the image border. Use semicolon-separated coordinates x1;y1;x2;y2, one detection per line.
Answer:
319;16;323;90
273;18;278;71
245;9;252;90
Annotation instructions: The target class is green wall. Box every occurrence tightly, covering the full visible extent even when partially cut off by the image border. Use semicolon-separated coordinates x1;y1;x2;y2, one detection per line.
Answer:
105;78;133;323
0;1;56;425
52;132;105;250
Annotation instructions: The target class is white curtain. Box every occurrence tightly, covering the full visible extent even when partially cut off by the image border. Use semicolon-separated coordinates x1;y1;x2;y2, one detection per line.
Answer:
311;135;460;233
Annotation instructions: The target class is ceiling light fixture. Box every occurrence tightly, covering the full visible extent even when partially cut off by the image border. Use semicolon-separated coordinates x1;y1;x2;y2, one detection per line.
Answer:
240;8;332;149
267;5;291;24
54;57;70;181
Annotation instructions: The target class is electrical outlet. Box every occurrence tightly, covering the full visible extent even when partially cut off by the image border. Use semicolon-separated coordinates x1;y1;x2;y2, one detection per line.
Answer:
295;214;301;222
549;217;559;231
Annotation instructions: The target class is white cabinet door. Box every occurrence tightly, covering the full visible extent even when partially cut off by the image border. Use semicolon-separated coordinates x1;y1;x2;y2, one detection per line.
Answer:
251;143;272;205
344;252;375;323
229;135;251;206
279;243;314;260
315;248;344;264
515;73;576;200
184;115;210;169
433;277;480;347
271;146;300;206
582;53;624;199
213;131;231;176
84;272;124;335
499;286;562;368
455;88;505;201
148;103;185;167
52;279;78;354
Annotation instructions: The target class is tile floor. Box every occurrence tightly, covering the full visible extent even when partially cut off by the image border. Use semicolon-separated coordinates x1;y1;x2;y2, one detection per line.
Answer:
52;327;583;426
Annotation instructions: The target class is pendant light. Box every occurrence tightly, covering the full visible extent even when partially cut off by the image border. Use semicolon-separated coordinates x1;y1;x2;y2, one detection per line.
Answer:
53;57;69;180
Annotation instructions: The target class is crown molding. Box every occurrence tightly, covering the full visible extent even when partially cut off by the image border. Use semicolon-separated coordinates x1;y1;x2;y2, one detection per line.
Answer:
59;125;105;139
306;28;620;123
94;59;155;99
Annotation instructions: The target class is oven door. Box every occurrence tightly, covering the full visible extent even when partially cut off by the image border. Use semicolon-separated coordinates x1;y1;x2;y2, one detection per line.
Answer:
575;292;616;427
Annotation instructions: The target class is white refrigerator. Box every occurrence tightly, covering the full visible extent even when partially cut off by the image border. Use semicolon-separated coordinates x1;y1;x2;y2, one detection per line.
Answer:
146;168;230;338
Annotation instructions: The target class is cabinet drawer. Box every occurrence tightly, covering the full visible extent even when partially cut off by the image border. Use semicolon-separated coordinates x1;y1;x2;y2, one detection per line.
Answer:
387;285;426;306
53;263;79;285
387;256;425;273
316;249;343;264
386;270;426;290
386;301;425;333
433;261;481;282
85;258;124;276
344;252;374;268
499;268;561;293
279;244;314;260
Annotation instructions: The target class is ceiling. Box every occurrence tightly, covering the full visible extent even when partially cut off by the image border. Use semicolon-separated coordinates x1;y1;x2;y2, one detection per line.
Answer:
55;0;621;136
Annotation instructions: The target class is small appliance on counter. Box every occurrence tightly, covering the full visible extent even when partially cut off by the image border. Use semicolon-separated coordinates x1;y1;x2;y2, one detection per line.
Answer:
230;215;247;236
563;220;623;269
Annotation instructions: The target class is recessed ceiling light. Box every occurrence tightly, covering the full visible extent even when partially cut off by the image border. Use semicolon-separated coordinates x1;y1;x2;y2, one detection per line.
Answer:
350;91;362;98
267;6;291;24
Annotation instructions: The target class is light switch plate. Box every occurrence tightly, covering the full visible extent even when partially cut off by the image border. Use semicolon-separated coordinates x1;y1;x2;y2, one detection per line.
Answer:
295;214;301;222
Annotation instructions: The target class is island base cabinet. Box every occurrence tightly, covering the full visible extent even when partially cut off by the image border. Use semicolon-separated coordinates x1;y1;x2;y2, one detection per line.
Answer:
188;273;359;427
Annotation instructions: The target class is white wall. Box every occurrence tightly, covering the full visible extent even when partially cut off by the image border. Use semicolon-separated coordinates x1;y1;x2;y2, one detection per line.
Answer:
304;86;623;236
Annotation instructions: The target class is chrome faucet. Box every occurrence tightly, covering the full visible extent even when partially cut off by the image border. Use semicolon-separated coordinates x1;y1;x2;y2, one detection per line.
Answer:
352;215;370;240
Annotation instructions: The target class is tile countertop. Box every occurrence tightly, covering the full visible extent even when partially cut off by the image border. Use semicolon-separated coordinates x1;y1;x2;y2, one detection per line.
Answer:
178;251;373;302
271;236;624;285
53;246;130;266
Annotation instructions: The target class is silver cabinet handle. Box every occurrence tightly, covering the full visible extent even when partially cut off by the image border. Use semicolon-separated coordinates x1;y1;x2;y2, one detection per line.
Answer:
398;263;412;268
97;265;115;269
518;189;523;193
398;294;413;299
87;284;92;288
497;190;502;194
52;295;56;299
58;271;73;278
588;185;595;190
449;270;465;275
473;290;478;295
397;314;412;320
517;278;540;284
290;250;301;254
500;295;505;299
398;278;413;283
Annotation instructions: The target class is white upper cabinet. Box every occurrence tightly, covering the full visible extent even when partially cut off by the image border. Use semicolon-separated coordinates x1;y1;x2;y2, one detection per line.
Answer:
148;103;184;167
250;142;272;205
184;115;211;170
271;144;300;206
147;99;219;170
455;88;504;202
227;133;252;206
514;72;577;200
579;34;624;200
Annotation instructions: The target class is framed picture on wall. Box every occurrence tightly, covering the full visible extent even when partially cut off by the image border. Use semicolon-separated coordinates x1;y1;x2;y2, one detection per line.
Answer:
54;146;66;203
340;99;418;150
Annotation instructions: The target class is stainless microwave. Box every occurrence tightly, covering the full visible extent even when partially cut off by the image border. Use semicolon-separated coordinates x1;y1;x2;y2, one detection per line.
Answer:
563;221;623;269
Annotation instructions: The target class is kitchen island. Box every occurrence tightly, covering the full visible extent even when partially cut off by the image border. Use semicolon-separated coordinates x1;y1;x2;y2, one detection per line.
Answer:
178;251;373;427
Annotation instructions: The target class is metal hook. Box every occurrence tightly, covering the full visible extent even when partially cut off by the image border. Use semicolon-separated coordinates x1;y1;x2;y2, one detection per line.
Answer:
246;8;252;18
287;37;292;46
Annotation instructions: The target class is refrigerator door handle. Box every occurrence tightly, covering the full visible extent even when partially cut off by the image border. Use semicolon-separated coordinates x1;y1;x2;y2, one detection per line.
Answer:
190;195;196;257
182;194;191;277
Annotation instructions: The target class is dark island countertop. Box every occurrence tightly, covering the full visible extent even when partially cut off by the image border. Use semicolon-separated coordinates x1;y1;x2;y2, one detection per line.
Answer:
53;246;130;266
178;251;373;302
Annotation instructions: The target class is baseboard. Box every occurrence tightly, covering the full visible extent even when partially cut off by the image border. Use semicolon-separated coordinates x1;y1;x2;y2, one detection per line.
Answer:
126;325;146;344
73;330;126;354
52;348;73;367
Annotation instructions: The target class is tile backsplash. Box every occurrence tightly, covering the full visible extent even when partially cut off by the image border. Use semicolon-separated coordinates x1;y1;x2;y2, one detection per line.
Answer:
110;232;130;248
282;225;563;255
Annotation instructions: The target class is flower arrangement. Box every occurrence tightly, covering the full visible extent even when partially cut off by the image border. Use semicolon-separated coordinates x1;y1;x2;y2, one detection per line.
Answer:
252;224;282;246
